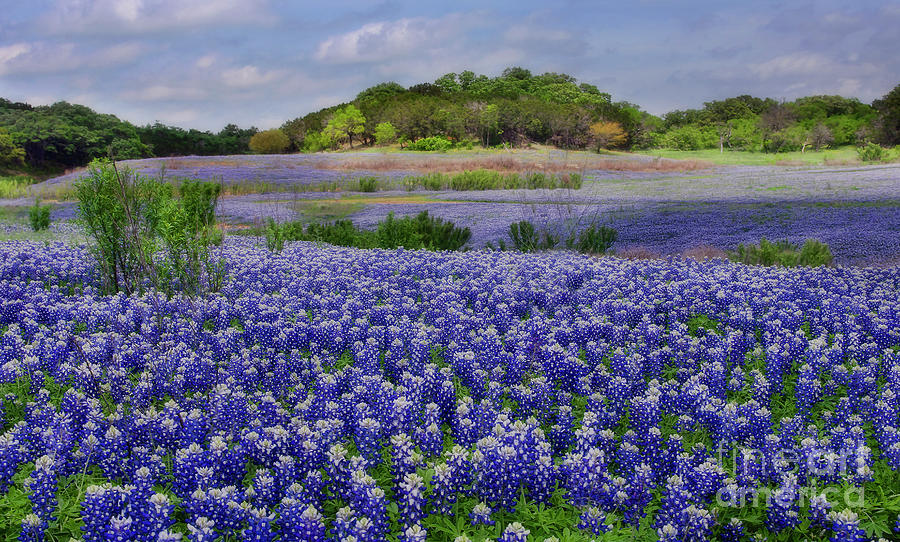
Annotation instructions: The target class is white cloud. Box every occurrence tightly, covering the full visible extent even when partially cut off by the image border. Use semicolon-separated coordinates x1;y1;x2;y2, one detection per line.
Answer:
221;65;284;88
41;0;274;34
314;14;473;64
749;52;834;79
121;85;207;101
195;55;216;69
0;41;145;76
0;43;32;75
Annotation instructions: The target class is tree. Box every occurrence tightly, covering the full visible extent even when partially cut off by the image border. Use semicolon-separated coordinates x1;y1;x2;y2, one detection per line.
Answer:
808;123;834;151
589;121;627;150
249;129;290;154
873;83;900;146
323;105;367;149
759;103;796;152
0;128;25;166
374;122;397;145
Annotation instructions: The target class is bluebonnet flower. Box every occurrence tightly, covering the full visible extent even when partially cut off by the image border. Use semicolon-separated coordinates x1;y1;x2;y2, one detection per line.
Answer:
498;522;530;542
399;524;428;542
19;514;46;542
828;509;866;542
720;517;745;542
241;507;275;542
469;502;494;526
24;454;57;522
278;500;326;542
187;517;219;542
398;473;426;528
808;493;832;529
765;474;801;533
576;507;611;536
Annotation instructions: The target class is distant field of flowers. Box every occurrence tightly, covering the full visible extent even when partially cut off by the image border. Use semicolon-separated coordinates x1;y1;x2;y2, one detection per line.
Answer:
0;240;899;541
16;154;900;265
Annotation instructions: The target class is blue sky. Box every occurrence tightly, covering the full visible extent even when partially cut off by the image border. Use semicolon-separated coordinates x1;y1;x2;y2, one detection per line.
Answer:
1;0;897;131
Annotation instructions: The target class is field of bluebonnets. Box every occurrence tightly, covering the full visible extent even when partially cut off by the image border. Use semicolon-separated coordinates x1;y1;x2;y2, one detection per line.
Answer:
0;153;899;541
28;153;900;266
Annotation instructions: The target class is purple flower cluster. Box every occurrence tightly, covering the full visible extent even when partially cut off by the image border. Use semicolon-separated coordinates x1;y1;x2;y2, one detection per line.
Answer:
0;239;898;540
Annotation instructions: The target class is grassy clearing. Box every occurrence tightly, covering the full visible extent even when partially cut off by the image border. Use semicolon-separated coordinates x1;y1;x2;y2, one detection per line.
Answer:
631;146;884;166
0;175;39;198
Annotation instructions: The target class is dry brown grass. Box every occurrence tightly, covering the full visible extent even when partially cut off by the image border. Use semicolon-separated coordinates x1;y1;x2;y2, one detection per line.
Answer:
774;160;806;167
321;155;712;175
823;157;860;166
682;245;728;260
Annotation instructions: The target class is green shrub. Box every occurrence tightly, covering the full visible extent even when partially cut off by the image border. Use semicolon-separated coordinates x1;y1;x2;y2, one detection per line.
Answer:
265;218;286;252
407;136;454;152
729;238;832;267
450;170;504;190
569;224;617;254
413;211;471;250
75;159;225;296
264;211;470;252
661;124;719;150
357;176;379;192
509;221;541;252
374;122;397;145
28;201;52;231
857;142;885;162
376;212;423;248
249;129;290;154
797;239;833;267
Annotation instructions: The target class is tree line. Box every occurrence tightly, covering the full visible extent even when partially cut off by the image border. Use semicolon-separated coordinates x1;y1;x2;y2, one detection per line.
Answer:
2;67;899;173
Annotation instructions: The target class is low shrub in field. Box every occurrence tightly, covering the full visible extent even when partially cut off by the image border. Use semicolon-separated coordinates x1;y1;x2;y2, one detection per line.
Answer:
568;224;617;254
508;220;616;254
398;169;581;191
729;238;832;267
857;142;886;162
28;200;52;231
407;135;454;151
508;220;561;252
75;159;225;296
357;176;380;192
265;211;471;252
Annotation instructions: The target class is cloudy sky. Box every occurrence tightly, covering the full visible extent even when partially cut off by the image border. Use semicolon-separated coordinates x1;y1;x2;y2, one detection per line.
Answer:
1;0;897;131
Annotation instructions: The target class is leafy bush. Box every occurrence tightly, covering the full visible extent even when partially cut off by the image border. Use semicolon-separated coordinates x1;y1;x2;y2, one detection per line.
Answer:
857;142;886;162
407;136;454;152
74;159;225;296
450;170;505;190
265;218;286;252
568;224;617;254
374;122;397;145
509;221;613;254
376;212;423;248
660;125;718;150
412;211;471;251
28;200;51;231
264;211;470;252
509;221;541;252
156;180;225;295
729;238;832;267
357;176;379;192
249;129;290;154
397;170;580;191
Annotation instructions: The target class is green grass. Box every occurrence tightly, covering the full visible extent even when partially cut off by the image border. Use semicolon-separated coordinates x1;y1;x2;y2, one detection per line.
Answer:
292;199;367;223
0;175;38;198
633;146;865;166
